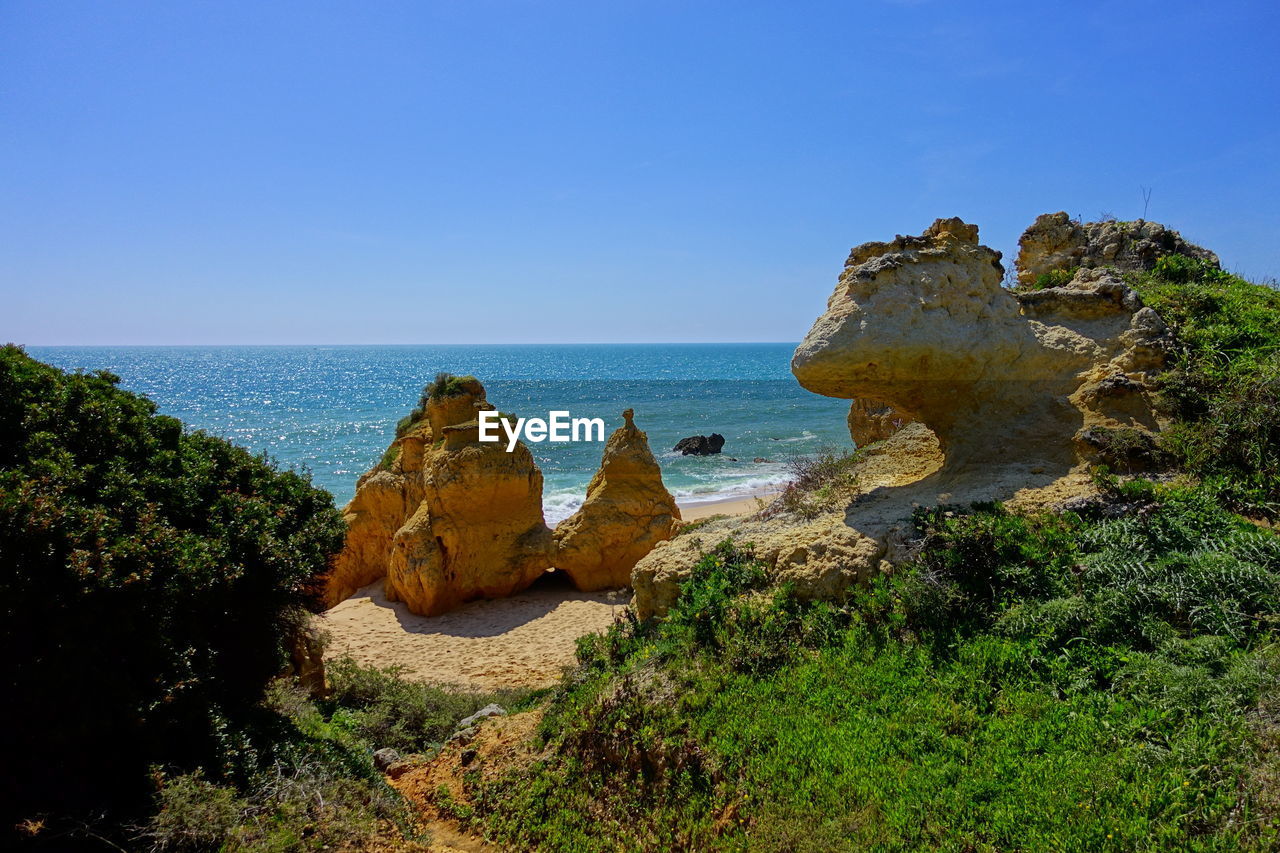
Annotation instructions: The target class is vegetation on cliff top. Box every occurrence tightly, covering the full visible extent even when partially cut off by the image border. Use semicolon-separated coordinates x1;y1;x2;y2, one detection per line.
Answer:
1129;256;1280;517
392;372;480;442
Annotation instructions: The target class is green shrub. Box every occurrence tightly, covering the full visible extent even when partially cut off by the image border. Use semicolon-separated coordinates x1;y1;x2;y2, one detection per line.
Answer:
393;411;420;439
473;491;1280;851
1130;260;1280;516
426;372;477;402
141;689;412;853
1032;266;1077;289
1079;425;1171;473
390;372;481;443
322;657;532;754
0;345;345;835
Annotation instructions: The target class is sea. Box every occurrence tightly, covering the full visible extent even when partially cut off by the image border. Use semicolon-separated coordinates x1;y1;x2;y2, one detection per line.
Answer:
28;344;854;524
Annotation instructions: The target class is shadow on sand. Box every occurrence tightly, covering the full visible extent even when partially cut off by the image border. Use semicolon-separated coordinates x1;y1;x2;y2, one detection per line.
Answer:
360;569;626;639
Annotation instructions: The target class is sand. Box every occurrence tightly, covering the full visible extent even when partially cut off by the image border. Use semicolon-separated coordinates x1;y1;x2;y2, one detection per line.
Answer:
317;493;774;690
678;491;774;521
319;573;628;690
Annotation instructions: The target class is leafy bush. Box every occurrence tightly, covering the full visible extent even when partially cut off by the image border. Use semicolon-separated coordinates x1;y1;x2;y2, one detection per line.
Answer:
143;760;405;853
1130;259;1280;516
1079;425;1172;473
322;657;532;754
425;371;477;401
0;345;345;835
140;678;416;853
899;489;1280;657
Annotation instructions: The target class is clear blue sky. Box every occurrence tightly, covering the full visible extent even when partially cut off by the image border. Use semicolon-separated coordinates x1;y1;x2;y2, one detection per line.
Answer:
3;0;1278;345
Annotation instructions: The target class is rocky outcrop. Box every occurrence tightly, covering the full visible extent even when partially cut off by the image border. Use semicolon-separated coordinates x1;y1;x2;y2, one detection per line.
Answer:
384;415;554;616
634;215;1175;619
553;410;681;591
324;380;685;615
321;378;555;616
322;468;423;608
633;422;945;619
847;398;914;447
790;217;1167;471
673;434;725;455
1016;212;1218;286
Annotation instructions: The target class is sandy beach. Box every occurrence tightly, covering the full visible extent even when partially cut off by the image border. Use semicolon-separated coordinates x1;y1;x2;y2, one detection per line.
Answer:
318;492;774;689
678;491;774;521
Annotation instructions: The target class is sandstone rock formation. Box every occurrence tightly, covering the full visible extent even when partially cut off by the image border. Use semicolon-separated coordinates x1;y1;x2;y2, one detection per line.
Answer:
323;380;686;615
790;217;1168;471
553;410;681;591
322;468;423;608
673;433;725;455
321;378;554;615
633;422;945;619
384;415;554;616
634;215;1176;618
1016;212;1219;286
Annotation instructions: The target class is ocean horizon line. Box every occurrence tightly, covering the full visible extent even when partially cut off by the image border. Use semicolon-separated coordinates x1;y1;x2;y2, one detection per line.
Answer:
23;340;805;348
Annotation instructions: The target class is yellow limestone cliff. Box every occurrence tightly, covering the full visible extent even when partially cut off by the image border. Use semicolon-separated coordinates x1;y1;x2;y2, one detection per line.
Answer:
552;409;681;591
632;215;1180;618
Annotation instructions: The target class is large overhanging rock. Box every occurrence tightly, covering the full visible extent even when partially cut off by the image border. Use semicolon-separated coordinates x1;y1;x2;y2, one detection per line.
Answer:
791;216;1168;475
553;409;681;591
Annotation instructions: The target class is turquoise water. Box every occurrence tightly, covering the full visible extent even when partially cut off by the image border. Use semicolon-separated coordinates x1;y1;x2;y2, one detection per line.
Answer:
28;345;854;522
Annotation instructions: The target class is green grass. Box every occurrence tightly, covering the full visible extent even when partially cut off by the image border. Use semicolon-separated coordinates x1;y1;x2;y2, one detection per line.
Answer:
465;488;1280;851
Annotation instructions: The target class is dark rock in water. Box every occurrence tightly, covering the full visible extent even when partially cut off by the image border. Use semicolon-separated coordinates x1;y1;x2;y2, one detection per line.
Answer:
754;457;771;463
673;433;725;455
